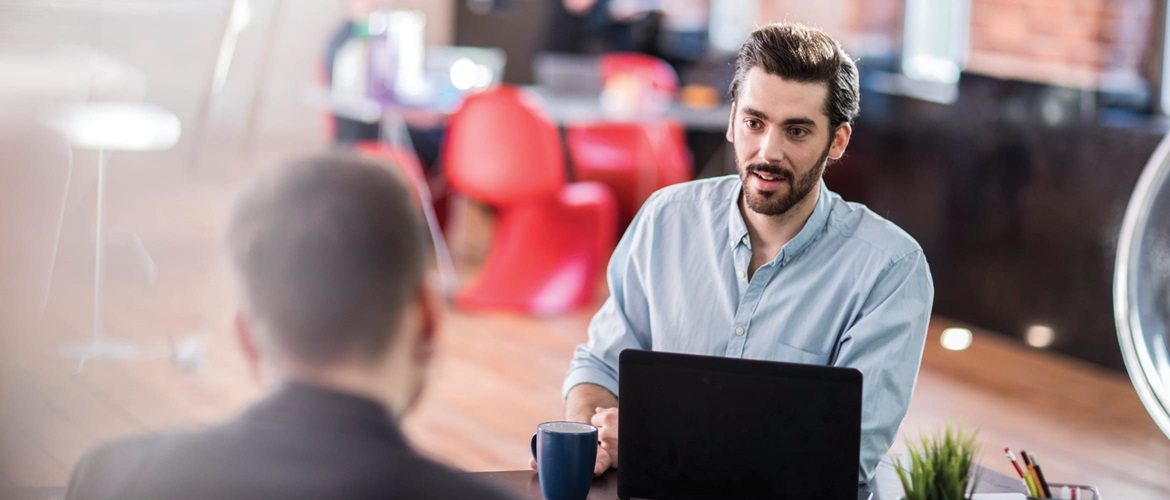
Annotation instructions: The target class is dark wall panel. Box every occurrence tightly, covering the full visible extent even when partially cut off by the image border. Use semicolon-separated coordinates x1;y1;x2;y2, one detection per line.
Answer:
829;73;1167;371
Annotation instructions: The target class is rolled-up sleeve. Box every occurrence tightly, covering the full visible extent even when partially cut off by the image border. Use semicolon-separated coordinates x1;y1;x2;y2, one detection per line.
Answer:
832;250;933;483
562;200;657;399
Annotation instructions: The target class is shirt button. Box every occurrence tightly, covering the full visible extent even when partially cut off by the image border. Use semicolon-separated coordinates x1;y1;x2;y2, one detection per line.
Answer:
737;271;745;279
735;327;745;336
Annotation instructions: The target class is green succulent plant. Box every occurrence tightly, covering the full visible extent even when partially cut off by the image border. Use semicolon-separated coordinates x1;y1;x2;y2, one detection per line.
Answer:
893;423;981;500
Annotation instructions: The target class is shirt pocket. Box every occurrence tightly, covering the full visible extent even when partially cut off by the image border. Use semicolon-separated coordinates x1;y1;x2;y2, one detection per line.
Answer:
766;342;832;366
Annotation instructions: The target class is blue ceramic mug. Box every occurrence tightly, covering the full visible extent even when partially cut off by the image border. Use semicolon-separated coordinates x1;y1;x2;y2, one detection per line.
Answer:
530;421;598;500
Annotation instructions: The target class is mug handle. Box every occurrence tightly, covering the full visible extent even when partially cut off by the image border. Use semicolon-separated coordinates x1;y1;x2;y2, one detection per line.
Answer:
530;433;538;464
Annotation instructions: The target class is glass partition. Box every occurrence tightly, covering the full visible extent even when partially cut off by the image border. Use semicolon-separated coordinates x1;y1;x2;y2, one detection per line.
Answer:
1115;130;1170;440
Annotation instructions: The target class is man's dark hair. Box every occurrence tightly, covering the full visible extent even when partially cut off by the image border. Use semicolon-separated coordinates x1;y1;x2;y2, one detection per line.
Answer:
226;152;429;365
728;23;860;129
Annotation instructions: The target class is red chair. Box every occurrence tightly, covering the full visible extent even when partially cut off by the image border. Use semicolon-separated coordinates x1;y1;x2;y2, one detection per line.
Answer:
600;52;679;95
567;122;655;222
444;85;618;314
567;53;693;224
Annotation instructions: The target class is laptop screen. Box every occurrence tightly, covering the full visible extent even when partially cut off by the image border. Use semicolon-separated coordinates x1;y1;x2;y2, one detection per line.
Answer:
618;349;863;500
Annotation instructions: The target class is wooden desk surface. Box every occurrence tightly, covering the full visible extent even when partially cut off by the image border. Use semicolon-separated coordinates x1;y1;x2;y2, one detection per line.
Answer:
474;458;1031;500
477;470;616;500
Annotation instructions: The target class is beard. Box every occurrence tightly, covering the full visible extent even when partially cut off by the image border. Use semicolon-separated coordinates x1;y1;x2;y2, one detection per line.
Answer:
738;139;831;216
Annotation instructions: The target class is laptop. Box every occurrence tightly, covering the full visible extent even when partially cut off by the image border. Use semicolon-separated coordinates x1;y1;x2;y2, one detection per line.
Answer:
416;45;506;111
531;52;603;97
618;349;871;500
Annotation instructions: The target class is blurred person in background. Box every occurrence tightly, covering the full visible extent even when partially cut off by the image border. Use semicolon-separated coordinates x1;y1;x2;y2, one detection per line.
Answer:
654;0;708;74
64;153;516;500
543;0;708;76
325;0;445;172
542;0;656;55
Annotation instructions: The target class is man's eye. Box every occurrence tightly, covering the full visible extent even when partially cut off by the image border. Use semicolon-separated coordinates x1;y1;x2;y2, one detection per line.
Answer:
789;128;809;138
744;119;762;130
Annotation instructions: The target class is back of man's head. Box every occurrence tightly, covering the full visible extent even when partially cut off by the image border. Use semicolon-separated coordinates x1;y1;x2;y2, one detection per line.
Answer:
226;152;429;367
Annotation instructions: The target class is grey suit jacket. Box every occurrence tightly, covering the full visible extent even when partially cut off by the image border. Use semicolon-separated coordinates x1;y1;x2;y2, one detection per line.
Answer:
64;382;517;500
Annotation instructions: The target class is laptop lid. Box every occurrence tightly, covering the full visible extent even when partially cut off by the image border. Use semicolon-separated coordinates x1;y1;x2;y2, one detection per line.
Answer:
416;45;506;111
617;349;864;500
532;52;603;97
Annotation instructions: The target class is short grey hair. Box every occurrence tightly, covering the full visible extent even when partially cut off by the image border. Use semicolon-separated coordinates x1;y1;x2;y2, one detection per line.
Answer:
226;152;429;365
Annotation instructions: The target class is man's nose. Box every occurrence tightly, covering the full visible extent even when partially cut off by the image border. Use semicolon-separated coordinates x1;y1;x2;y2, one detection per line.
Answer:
756;129;785;164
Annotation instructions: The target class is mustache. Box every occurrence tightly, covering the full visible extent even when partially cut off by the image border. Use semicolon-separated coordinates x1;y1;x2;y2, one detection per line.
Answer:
745;163;794;181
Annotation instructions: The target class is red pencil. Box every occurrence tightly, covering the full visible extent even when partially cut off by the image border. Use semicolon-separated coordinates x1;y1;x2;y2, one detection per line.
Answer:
1004;447;1026;479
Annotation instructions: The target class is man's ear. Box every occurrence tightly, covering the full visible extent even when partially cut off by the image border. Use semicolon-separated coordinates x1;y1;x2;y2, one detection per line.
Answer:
234;310;263;382
829;122;852;160
414;279;441;363
726;103;736;143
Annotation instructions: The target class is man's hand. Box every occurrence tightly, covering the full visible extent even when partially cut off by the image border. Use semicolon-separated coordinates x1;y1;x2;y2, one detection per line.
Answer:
564;384;619;476
590;407;618;476
527;408;616;476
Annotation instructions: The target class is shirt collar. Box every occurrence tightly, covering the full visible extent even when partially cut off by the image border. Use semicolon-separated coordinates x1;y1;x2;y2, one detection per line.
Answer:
726;178;832;262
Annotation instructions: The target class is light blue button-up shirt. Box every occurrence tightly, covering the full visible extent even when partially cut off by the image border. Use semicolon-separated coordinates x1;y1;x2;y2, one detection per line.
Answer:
563;175;933;483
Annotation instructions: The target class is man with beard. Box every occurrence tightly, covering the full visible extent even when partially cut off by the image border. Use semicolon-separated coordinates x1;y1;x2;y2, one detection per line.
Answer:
560;22;934;483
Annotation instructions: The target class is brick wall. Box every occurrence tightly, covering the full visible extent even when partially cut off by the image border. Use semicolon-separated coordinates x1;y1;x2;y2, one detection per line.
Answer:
757;0;854;41
756;0;1157;90
966;0;1154;89
843;0;900;58
755;0;898;59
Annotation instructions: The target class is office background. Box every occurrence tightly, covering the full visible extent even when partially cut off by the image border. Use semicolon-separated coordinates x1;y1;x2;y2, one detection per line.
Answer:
1;0;1169;498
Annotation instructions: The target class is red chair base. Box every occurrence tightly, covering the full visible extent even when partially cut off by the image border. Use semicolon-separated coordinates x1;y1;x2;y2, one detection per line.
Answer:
455;182;618;314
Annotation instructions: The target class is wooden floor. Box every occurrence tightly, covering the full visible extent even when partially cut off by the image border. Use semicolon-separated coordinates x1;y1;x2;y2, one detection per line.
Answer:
1;150;1169;499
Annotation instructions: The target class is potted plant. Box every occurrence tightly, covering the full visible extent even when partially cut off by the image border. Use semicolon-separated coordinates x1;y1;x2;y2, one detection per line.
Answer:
893;423;981;500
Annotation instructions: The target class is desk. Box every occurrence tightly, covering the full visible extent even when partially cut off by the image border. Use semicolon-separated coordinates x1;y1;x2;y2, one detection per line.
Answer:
474;456;1030;500
525;87;732;132
525;88;735;179
313;85;732;132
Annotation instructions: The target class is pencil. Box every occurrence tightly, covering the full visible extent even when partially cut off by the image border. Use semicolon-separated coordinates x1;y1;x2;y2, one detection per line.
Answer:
1004;448;1026;479
1020;450;1042;498
1029;452;1053;498
1023;473;1039;497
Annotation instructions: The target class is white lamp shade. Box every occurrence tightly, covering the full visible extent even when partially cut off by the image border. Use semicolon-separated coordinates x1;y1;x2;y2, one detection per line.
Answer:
50;102;181;151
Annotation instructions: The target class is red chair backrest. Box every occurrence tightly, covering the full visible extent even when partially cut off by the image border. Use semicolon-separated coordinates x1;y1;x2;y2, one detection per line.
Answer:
600;53;679;96
443;85;566;204
650;121;692;187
